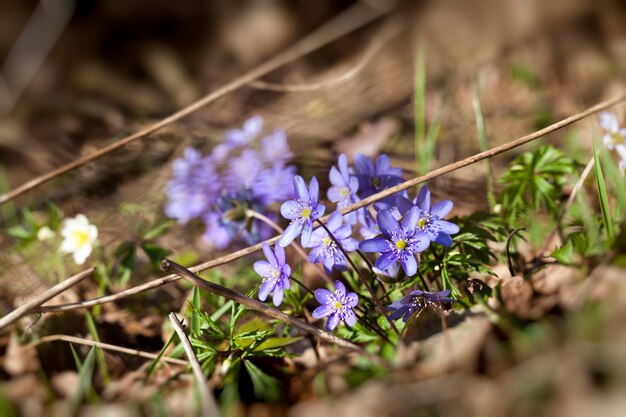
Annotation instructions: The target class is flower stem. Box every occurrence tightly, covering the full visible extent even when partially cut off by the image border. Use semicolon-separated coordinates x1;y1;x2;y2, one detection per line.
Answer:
315;219;400;337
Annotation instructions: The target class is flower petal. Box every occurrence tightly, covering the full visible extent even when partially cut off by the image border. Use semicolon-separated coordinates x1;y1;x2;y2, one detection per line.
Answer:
395;195;414;215
326;211;343;231
273;244;286;265
416;185;431;212
412;232;431;252
434;232;453;247
327;186;342;202
293;176;310;204
262;243;277;265
272;287;284;306
345;292;359;308
341;237;359;252
309;176;319;203
400;255;417;276
355;154;373;176
334;280;346;296
258;281;273;301
312;304;333;319
359;237;390;253
375;251;398;271
280;200;301;220
314;288;333;304
600;112;618;132
437;220;460;234
343;309;357;327
401;206;420;232
431;200;453;218
279;221;303;247
300;220;314;246
326;313;340;331
329;166;343;186
253;260;270;277
377;209;400;237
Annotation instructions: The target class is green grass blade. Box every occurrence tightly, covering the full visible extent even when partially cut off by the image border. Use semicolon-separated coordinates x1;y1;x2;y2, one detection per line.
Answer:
472;89;495;207
414;37;427;177
69;347;97;413
84;312;110;384
144;331;178;383
191;286;201;337
593;142;614;239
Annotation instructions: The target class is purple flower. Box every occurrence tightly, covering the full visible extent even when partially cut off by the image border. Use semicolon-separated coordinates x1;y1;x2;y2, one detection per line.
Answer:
254;243;291;306
327;154;360;224
225;149;264;189
279;176;326;247
396;185;460;246
388;289;455;322
359;207;430;276
312;280;358;331
165;148;221;224
253;164;296;205
260;129;293;166
304;211;359;272
225;115;263;147
599;112;626;150
354;154;404;205
202;212;233;249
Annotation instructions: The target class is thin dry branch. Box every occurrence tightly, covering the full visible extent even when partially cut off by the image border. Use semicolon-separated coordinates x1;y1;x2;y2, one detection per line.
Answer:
37;95;625;314
169;313;220;417
249;16;403;92
0;267;93;331
0;2;389;205
17;334;187;366
161;259;376;359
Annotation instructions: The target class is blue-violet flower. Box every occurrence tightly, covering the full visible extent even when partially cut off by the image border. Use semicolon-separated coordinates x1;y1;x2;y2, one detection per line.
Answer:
388;289;455;322
359;207;430;276
312;280;358;331
396;185;460;246
279;176;326;247
253;243;291;306
327;154;360;224
354;154;404;205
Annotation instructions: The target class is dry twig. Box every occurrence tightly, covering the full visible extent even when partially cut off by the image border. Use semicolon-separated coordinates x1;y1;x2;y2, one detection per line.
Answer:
0;267;93;331
169;313;220;417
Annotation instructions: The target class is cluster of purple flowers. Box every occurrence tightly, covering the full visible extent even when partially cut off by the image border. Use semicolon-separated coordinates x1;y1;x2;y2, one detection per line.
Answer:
164;116;296;248
249;153;459;332
599;112;626;174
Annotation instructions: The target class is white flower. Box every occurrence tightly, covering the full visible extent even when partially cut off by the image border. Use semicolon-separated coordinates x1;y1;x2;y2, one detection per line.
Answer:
616;144;626;176
599;112;626;150
60;214;98;265
37;226;55;241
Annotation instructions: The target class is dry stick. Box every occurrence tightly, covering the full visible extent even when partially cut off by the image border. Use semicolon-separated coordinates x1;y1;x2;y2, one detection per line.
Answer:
169;313;220;417
0;2;388;206
249;16;403;93
37;95;626;315
17;334;187;366
540;155;595;257
160;259;377;361
0;267;94;331
315;220;400;336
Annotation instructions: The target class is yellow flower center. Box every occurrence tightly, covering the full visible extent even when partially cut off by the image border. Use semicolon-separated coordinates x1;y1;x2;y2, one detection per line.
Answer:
301;208;311;218
610;132;625;145
370;177;381;187
323;236;333;247
72;230;89;247
270;268;281;279
333;301;343;310
418;218;428;228
339;187;350;198
395;240;407;250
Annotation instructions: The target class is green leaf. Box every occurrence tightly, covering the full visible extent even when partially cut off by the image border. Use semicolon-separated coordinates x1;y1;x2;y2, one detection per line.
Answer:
594;142;614;239
243;360;282;402
253;336;302;352
550;239;574;265
142;218;174;240
69;347;97;413
141;242;172;270
6;225;33;240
